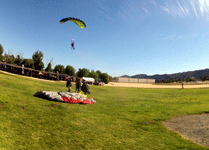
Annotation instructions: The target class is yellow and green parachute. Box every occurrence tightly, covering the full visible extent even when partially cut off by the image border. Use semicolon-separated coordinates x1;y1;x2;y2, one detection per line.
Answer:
60;17;86;29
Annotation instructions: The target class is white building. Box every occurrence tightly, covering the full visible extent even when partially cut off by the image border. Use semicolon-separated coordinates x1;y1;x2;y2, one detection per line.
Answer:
117;77;155;84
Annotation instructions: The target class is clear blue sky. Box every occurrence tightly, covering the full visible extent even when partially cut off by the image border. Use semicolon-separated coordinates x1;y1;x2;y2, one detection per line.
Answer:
1;0;209;77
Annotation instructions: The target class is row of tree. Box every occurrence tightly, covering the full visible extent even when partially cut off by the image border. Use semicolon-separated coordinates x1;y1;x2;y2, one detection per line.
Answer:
0;44;113;83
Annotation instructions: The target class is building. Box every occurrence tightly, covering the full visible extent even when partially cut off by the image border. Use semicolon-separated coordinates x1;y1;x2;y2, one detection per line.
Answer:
117;77;155;84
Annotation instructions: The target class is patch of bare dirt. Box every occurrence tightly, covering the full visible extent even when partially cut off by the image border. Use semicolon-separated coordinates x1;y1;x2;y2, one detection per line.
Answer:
163;113;209;148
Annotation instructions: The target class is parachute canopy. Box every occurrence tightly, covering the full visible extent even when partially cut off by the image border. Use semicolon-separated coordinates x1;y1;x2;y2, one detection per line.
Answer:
60;17;86;29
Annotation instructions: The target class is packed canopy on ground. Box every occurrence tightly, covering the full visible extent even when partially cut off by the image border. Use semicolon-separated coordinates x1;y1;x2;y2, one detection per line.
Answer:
34;91;96;104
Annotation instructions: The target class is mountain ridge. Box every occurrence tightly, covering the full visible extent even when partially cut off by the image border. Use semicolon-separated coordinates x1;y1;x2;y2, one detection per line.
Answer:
120;68;209;80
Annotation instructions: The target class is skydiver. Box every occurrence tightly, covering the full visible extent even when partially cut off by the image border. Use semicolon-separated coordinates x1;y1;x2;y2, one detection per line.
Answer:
71;40;75;50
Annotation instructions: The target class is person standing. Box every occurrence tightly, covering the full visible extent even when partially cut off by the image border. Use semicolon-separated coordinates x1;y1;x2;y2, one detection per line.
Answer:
66;78;72;92
21;64;24;75
56;71;59;81
75;78;81;93
2;60;6;70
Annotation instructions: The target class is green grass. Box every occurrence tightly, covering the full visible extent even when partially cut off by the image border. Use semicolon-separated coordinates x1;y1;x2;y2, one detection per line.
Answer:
0;72;209;150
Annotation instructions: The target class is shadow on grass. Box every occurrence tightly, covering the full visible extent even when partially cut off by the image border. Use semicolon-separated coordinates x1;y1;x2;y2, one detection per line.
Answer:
204;111;209;114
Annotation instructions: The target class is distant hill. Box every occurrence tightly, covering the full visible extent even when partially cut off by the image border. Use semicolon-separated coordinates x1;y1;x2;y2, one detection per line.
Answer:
121;68;209;80
120;75;130;78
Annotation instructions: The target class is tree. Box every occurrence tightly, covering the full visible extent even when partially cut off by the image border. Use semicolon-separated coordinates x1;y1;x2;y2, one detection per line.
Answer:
202;75;207;81
94;72;99;82
189;77;195;82
45;58;53;72
100;73;109;84
22;59;34;69
45;62;53;72
65;65;76;76
96;70;102;78
113;77;119;81
0;44;3;55
4;51;15;64
89;70;96;78
0;55;4;61
109;75;113;82
89;70;99;82
32;50;44;70
76;68;89;77
0;44;4;61
54;64;65;74
171;78;175;83
14;53;24;66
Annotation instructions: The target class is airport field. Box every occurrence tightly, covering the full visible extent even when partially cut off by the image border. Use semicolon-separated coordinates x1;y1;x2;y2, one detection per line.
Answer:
0;71;209;149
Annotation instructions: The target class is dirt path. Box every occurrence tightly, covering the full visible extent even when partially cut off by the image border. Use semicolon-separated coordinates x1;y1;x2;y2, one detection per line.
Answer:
105;82;209;89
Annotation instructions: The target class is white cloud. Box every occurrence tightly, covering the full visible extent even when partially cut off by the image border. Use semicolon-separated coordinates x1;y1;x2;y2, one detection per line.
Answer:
159;1;193;18
198;0;209;17
157;0;209;19
177;1;188;17
151;0;158;6
161;3;171;14
118;0;209;23
191;1;198;17
199;0;205;15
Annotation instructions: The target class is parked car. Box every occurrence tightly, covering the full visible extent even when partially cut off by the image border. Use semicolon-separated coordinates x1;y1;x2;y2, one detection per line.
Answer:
94;82;105;86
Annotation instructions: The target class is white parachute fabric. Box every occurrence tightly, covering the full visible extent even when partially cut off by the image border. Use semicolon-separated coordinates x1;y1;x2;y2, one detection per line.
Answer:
34;91;96;103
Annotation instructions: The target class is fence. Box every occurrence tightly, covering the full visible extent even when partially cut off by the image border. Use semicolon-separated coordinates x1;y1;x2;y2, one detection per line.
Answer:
0;61;71;81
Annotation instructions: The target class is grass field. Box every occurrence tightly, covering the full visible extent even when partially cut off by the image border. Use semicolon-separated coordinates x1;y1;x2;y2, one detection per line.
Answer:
0;72;209;150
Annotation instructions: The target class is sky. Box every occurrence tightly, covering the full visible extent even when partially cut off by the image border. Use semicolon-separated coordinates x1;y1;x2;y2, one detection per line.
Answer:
1;0;209;77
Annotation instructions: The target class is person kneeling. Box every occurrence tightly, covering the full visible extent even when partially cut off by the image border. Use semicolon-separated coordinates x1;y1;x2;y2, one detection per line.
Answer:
81;80;91;94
